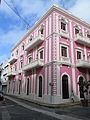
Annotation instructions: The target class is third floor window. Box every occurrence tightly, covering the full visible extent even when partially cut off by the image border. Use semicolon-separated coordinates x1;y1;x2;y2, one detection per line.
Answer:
75;28;79;35
61;46;67;57
77;51;81;59
61;22;66;31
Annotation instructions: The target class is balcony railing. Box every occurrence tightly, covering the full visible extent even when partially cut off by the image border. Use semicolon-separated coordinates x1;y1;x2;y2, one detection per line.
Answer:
60;30;69;38
59;57;70;65
23;59;44;71
7;70;16;77
76;59;90;68
25;35;44;51
74;34;90;46
9;56;17;64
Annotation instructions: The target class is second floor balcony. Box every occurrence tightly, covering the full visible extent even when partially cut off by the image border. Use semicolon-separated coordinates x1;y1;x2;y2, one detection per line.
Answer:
76;59;90;68
74;34;90;46
23;59;44;71
9;56;17;64
7;69;17;77
25;35;44;51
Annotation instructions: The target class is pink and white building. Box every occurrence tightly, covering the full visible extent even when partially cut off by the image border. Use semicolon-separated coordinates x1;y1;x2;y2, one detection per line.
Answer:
6;5;90;104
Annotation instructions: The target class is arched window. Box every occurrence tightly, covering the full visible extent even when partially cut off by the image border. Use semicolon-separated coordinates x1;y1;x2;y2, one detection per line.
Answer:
62;75;69;99
38;76;42;97
27;78;30;95
79;76;84;98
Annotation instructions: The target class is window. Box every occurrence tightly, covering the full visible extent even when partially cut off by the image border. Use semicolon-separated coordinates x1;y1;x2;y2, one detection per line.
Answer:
40;50;43;59
22;44;24;50
28;56;32;63
29;35;33;42
87;34;90;38
61;22;66;31
77;51;81;59
20;61;23;68
40;28;44;35
61;46;67;57
16;49;18;55
15;64;17;71
75;28;79;35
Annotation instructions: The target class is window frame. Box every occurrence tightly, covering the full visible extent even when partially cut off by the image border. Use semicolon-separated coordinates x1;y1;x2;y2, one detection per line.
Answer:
76;49;83;60
60;44;68;58
38;49;44;60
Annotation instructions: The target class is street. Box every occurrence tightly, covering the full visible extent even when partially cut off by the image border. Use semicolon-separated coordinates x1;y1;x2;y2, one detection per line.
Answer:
0;96;90;120
0;98;59;120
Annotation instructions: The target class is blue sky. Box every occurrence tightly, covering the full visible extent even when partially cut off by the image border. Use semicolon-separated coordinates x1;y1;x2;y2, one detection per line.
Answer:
0;0;90;64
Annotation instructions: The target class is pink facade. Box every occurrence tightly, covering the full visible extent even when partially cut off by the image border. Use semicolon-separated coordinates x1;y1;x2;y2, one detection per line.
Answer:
7;5;90;104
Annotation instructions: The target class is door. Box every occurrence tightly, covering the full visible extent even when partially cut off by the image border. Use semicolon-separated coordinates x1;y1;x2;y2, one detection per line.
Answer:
27;78;30;95
62;75;69;99
18;80;21;94
38;76;42;97
79;76;84;98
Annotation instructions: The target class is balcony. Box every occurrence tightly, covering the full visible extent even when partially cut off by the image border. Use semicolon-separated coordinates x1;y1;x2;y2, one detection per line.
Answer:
7;70;16;77
60;30;69;38
9;56;17;64
23;59;44;71
76;59;90;68
25;35;44;51
59;57;70;65
74;34;90;46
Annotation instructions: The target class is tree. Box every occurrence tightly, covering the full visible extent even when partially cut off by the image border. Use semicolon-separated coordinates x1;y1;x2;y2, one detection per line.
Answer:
78;80;90;106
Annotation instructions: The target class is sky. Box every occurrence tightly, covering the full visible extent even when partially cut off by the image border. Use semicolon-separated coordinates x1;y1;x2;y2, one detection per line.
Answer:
0;0;90;64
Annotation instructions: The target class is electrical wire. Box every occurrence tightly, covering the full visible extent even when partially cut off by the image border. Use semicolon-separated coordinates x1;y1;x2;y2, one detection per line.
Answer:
3;0;30;29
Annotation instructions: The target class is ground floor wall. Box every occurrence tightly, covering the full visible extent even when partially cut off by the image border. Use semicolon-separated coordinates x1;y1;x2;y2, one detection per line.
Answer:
7;64;90;104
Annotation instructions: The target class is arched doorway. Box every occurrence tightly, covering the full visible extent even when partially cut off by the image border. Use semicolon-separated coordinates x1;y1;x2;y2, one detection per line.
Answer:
79;76;84;98
27;78;30;95
62;75;69;99
38;76;42;97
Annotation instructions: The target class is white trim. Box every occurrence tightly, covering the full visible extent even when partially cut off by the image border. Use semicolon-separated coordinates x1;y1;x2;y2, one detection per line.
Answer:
72;67;76;95
61;72;71;99
57;65;60;96
69;20;72;39
48;66;51;95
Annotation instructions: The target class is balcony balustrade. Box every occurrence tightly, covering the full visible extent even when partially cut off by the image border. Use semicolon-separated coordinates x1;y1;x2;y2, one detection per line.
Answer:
23;59;44;71
9;56;17;64
25;35;44;51
76;59;90;68
74;34;90;46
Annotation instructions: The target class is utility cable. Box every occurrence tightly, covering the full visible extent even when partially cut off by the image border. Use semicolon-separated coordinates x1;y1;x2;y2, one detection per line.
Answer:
3;0;30;29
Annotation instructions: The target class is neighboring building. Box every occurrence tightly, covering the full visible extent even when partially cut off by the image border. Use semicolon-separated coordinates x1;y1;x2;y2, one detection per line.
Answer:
0;64;2;91
1;62;9;93
6;5;90;104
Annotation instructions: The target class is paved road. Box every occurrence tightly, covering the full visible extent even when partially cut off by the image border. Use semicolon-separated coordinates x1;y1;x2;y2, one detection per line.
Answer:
0;96;90;120
0;99;59;120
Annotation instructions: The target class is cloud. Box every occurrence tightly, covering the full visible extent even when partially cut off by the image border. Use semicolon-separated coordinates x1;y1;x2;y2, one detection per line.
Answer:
69;0;90;23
